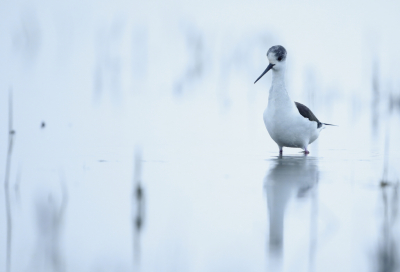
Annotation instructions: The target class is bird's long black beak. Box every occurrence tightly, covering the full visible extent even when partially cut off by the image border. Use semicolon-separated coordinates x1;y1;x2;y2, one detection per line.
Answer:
254;63;275;84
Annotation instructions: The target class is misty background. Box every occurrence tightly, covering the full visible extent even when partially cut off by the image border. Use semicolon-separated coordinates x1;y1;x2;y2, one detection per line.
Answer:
1;0;400;271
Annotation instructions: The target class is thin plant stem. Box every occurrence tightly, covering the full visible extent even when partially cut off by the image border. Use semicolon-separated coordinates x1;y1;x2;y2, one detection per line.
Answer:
4;88;15;272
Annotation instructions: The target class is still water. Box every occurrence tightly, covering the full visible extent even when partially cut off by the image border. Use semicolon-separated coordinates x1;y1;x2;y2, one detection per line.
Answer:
1;92;399;272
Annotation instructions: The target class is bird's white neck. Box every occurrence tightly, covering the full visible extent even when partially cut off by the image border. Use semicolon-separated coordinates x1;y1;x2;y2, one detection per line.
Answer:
267;68;294;111
270;69;289;97
271;69;286;89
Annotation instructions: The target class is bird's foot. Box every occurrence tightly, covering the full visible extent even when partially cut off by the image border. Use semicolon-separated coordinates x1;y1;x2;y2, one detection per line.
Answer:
304;150;310;155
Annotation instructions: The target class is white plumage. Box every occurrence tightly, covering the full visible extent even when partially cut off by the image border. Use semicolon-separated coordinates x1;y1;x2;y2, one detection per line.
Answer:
255;45;331;154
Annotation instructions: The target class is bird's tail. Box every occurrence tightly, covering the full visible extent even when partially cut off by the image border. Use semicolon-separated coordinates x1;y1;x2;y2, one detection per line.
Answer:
323;123;337;126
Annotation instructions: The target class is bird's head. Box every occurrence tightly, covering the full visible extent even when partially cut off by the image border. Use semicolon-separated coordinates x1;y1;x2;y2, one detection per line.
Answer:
254;45;287;84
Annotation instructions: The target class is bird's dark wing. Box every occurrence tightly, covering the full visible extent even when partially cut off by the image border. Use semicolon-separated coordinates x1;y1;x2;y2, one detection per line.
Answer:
295;102;322;128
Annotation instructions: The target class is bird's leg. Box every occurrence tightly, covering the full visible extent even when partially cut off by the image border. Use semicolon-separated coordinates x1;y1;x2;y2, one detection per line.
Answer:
279;147;283;155
303;145;309;155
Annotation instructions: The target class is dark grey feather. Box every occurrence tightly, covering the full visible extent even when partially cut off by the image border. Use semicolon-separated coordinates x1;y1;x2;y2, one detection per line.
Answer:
295;102;322;128
267;45;287;61
322;123;336;126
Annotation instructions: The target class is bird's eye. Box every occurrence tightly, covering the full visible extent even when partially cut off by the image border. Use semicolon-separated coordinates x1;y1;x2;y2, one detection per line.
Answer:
277;56;282;61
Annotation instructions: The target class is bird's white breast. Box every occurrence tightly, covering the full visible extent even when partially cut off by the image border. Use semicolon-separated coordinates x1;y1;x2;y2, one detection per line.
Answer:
263;86;321;148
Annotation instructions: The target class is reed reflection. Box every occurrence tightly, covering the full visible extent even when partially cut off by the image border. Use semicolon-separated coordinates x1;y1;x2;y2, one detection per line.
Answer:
132;149;145;265
374;182;399;272
264;155;319;268
31;177;68;272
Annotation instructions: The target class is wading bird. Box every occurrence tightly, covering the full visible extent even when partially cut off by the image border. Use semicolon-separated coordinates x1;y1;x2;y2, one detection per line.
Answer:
255;45;334;154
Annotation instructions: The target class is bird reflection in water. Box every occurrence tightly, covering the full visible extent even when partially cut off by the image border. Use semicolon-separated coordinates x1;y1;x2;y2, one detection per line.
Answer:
264;155;319;270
